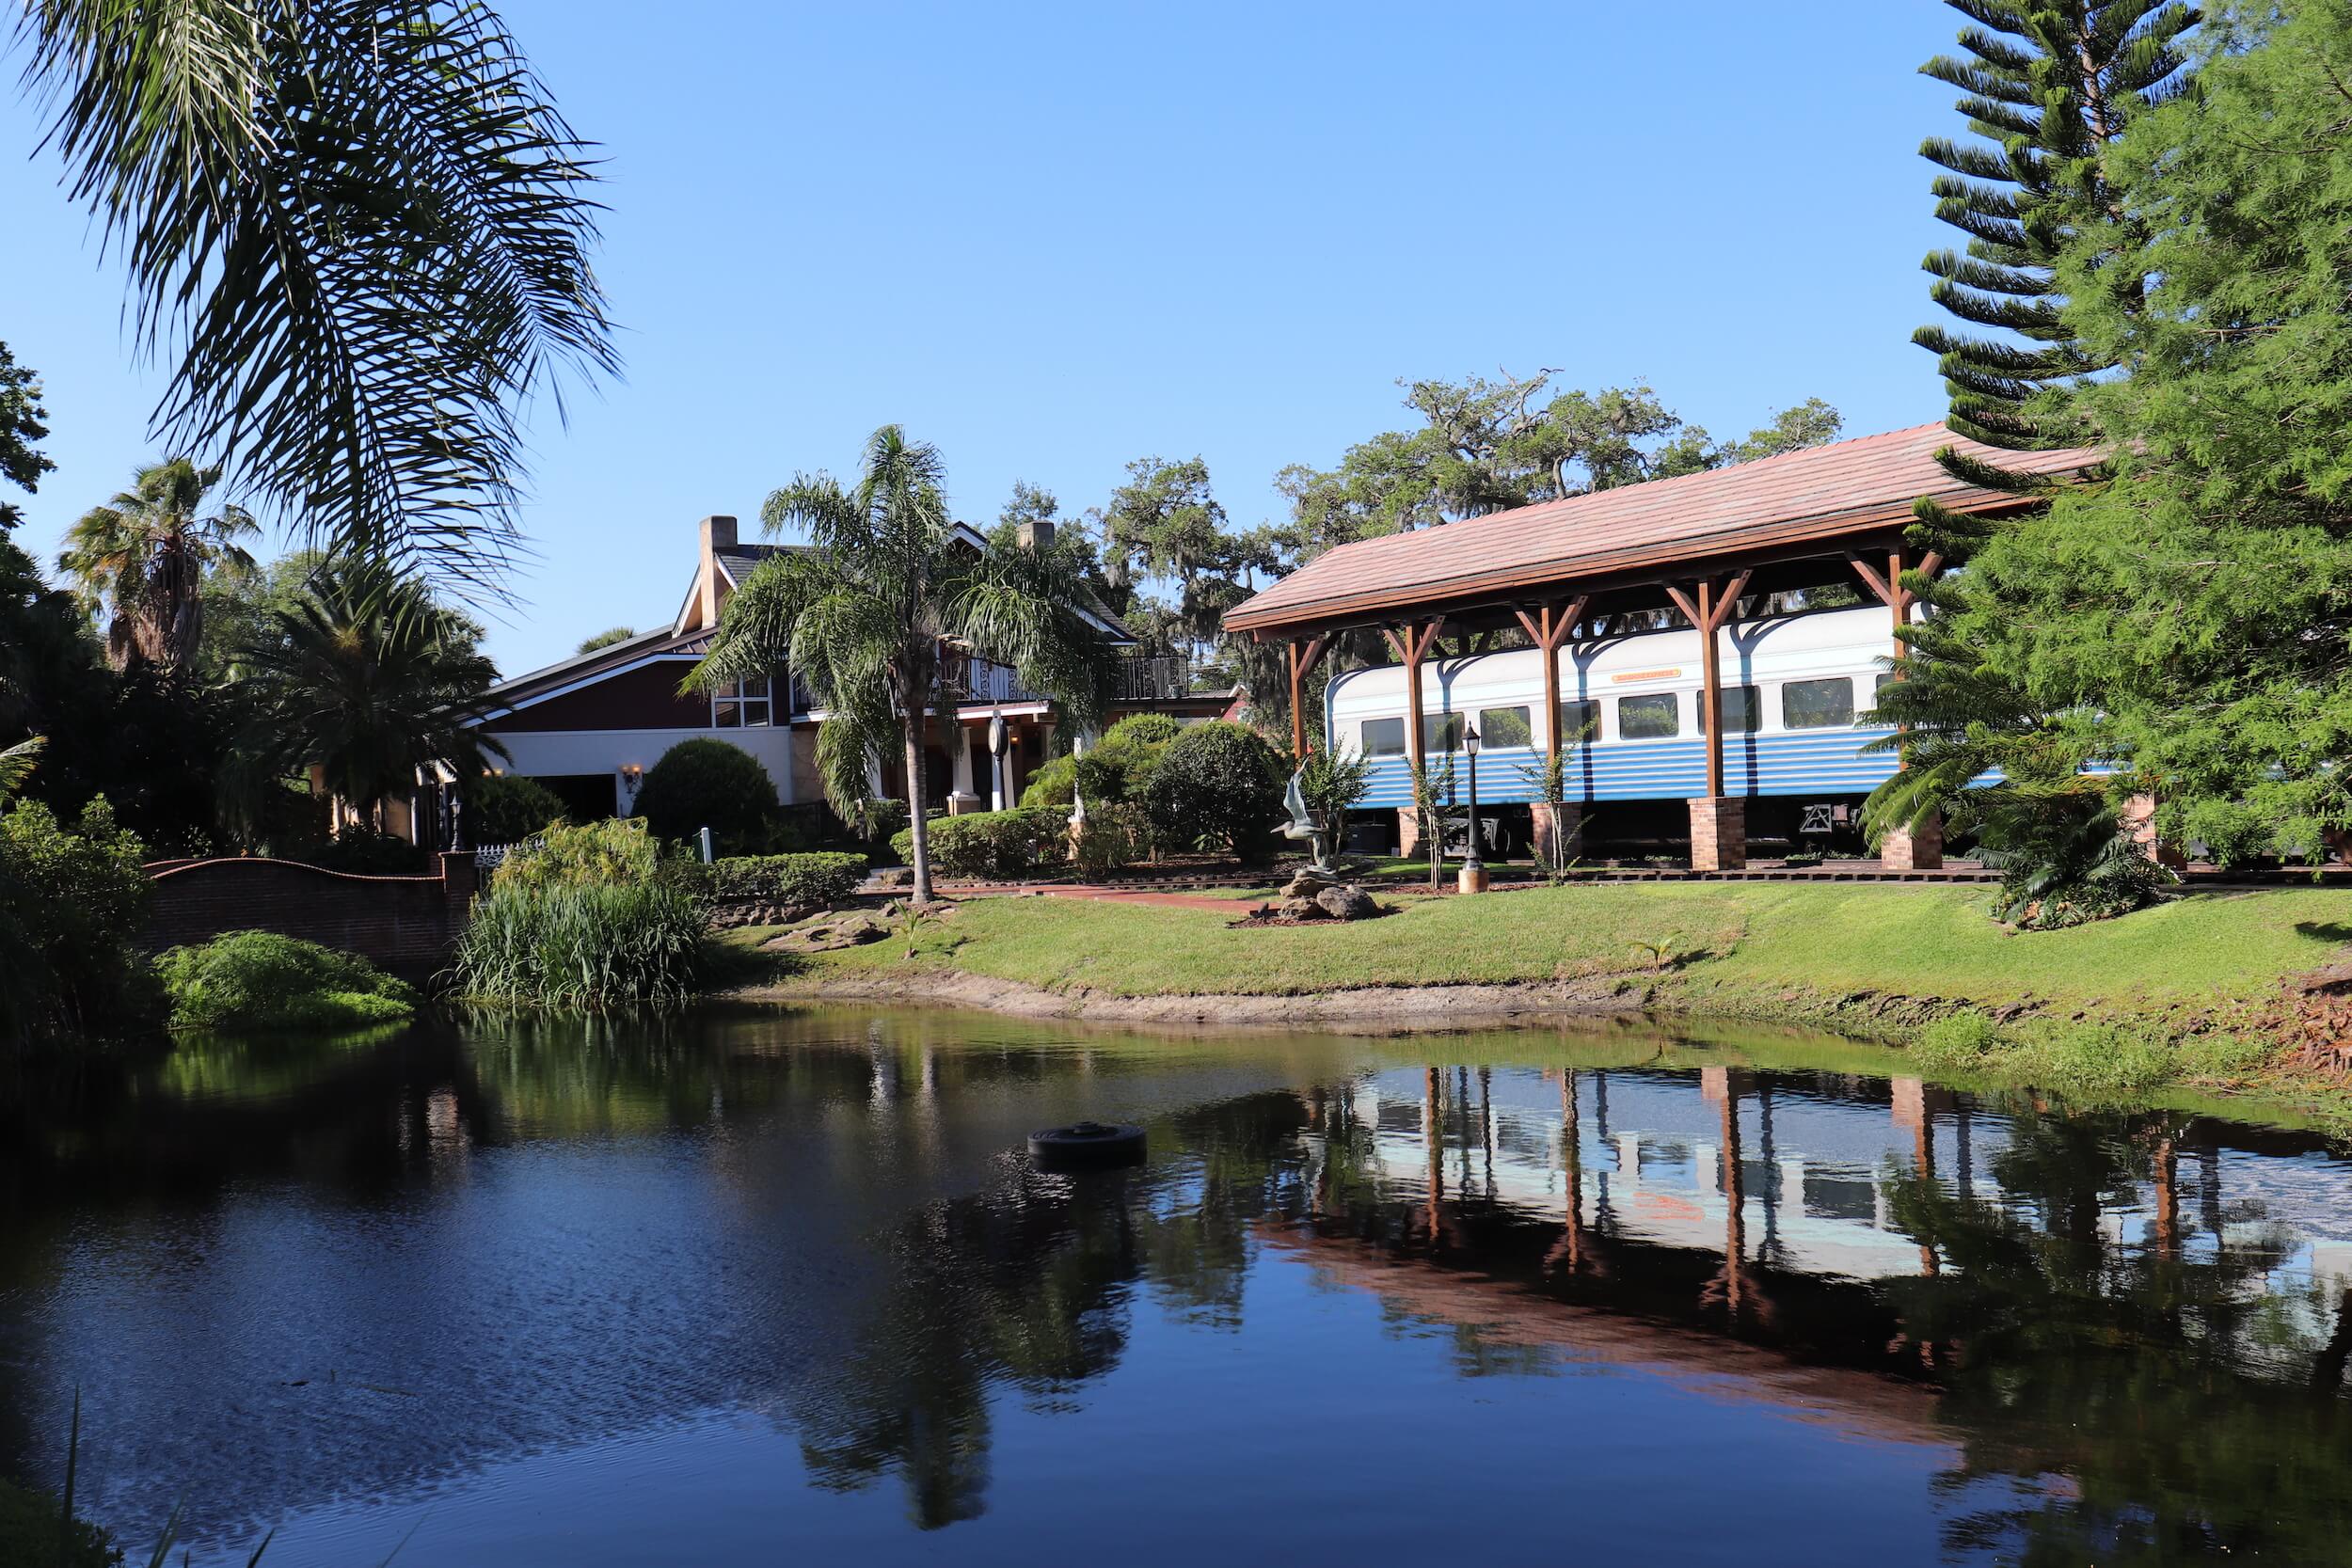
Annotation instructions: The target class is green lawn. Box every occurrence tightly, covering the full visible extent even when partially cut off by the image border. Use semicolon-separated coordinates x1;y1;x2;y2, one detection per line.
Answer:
779;882;2352;1009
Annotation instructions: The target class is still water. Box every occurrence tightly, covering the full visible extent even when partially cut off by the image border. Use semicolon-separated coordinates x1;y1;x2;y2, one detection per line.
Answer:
7;1007;2352;1564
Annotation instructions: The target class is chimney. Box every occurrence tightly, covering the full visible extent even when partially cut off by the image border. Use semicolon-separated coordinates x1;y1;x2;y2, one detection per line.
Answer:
1017;516;1056;554
698;515;737;629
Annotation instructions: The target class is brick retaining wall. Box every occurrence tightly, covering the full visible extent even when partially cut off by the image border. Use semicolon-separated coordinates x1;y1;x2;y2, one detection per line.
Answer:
142;852;479;974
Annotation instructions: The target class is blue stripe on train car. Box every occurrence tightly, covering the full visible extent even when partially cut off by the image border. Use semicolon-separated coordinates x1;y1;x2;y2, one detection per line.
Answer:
1352;728;1904;809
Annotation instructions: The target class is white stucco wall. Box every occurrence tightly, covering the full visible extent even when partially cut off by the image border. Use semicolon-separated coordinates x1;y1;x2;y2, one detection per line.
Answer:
488;727;800;816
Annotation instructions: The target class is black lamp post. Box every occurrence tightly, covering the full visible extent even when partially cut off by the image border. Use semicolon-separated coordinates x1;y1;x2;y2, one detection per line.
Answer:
1462;721;1484;875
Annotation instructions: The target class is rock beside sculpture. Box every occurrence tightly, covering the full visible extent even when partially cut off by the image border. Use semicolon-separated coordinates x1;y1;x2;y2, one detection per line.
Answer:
1313;884;1380;921
1245;878;1387;925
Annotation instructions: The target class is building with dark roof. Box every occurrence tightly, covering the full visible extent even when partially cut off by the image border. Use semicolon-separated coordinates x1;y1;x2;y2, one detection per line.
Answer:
463;515;1232;831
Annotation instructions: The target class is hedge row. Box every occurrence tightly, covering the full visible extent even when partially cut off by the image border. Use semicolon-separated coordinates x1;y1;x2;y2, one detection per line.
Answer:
888;806;1071;879
680;850;868;908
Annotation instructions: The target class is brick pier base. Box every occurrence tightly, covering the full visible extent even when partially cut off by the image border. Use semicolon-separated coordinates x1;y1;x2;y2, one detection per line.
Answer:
1688;796;1747;872
1396;807;1421;858
1532;801;1584;867
1881;812;1945;872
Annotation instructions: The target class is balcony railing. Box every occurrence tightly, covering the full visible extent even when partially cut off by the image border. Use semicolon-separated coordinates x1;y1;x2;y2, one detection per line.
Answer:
942;654;1200;708
1110;654;1194;703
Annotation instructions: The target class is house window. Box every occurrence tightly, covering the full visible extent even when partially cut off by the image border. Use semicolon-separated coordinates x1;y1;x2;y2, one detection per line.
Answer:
1617;692;1679;739
1422;712;1465;753
1476;706;1533;748
1694;685;1761;735
1362;717;1407;756
1782;677;1856;730
1556;699;1600;747
712;675;773;729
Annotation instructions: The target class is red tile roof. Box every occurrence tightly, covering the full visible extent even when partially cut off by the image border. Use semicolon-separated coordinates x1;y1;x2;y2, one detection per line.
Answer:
1223;422;2104;636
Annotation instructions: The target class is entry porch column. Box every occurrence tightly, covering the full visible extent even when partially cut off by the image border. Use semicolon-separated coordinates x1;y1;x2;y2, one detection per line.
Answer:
1663;572;1751;872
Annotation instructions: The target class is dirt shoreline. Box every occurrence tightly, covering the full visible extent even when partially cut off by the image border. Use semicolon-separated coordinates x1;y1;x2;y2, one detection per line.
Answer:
723;968;1654;1031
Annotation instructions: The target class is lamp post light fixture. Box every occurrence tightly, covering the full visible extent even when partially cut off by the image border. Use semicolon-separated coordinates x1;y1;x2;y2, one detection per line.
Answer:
1459;721;1488;894
988;709;1009;812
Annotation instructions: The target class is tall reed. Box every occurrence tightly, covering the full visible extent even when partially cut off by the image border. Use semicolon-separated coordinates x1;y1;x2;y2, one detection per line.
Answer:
451;880;707;1008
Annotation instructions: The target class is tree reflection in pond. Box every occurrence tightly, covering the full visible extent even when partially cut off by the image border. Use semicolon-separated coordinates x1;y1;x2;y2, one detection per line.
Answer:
7;1014;2352;1561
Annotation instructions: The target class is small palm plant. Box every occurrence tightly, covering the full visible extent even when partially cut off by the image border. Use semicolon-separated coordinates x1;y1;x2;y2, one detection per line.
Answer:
1629;934;1681;970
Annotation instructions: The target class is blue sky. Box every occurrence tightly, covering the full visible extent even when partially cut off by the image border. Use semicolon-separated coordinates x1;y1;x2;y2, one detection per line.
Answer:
0;3;1966;674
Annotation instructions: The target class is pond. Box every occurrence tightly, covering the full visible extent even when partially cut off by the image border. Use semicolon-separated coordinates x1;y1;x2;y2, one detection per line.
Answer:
5;1007;2352;1565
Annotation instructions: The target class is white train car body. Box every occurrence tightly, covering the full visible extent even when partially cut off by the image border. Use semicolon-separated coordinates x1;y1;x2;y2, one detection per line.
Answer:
1325;605;1901;812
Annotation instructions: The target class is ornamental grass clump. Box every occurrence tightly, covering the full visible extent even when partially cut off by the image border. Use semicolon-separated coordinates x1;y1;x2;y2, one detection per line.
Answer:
158;930;416;1031
453;818;709;1007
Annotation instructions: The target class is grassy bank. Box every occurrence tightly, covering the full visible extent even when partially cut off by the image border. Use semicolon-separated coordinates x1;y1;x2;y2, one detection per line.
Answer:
731;882;2352;1110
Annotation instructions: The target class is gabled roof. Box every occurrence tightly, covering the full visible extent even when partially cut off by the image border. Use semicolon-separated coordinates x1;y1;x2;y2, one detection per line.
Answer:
684;524;1139;646
475;625;715;720
1223;423;2106;637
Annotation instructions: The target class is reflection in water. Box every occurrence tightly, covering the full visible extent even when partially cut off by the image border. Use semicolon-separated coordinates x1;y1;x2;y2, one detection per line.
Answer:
4;1010;2352;1563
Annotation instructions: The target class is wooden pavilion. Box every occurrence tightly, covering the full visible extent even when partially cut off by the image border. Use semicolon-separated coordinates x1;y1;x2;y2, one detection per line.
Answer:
1222;422;2102;870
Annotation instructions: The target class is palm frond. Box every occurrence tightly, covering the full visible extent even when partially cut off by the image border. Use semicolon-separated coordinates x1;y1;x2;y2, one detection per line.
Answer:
17;1;617;594
0;735;40;799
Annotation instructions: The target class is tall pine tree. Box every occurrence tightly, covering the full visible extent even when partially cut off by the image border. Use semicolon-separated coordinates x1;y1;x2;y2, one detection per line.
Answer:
1912;0;2196;548
1869;2;2198;921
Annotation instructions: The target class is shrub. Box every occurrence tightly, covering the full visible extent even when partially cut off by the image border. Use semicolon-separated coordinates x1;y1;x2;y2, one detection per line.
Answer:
1072;800;1152;876
157;930;417;1031
1912;1011;2000;1074
0;796;158;1045
292;830;430;875
1024;713;1183;812
684;851;867;908
0;1476;117;1568
1019;752;1078;808
493;817;666;893
465;773;567;844
630;737;786;856
1145;720;1286;863
1295;746;1372;837
453;880;709;1008
889;806;1070;879
856;798;910;862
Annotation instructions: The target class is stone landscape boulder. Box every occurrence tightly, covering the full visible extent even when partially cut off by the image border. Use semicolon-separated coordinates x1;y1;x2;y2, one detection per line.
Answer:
1280;867;1342;899
764;912;890;952
1313;884;1379;922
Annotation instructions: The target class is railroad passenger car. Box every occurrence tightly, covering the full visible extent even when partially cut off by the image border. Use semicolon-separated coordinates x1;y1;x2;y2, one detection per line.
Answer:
1325;604;1903;855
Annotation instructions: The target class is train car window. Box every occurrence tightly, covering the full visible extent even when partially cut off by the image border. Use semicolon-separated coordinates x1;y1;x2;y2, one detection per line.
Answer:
1782;677;1857;729
1618;692;1679;739
1477;706;1533;748
1361;718;1406;756
1556;699;1599;747
1694;684;1760;735
1422;712;1465;753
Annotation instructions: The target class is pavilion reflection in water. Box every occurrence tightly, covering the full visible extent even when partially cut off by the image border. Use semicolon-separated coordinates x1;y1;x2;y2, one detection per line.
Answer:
1294;1062;2352;1342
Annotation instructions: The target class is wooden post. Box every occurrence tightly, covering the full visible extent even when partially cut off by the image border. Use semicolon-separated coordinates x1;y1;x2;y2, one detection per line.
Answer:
1380;618;1447;779
1848;548;1947;870
1513;596;1590;869
1509;595;1592;774
1285;634;1328;762
1662;571;1751;870
1663;572;1751;800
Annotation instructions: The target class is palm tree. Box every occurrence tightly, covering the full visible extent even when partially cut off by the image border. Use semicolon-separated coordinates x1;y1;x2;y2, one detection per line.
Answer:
235;556;507;833
13;2;616;589
58;458;259;671
691;426;1113;902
